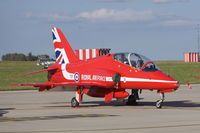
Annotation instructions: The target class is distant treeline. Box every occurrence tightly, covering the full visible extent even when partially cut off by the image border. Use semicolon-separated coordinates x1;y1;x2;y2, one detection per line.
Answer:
1;53;50;61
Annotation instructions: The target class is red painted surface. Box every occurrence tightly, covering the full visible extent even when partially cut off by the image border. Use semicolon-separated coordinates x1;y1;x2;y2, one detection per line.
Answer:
12;27;179;104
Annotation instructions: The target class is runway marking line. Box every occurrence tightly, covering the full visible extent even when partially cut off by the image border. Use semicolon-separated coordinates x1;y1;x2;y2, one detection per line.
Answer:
0;114;116;122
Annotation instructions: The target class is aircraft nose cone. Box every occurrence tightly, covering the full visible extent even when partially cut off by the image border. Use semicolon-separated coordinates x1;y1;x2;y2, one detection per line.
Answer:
172;81;179;89
165;76;179;90
149;71;179;89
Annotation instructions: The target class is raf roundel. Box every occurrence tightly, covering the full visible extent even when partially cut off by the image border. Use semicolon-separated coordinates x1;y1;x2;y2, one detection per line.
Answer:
74;72;80;82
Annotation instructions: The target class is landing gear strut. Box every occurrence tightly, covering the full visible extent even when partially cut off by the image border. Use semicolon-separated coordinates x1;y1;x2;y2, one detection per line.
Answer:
156;93;165;109
126;89;139;105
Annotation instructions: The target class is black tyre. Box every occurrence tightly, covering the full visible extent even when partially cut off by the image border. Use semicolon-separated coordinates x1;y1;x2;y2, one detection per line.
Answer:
71;97;79;107
126;95;137;105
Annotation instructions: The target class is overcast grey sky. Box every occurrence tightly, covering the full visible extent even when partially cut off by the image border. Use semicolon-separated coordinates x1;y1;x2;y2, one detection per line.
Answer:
1;0;200;60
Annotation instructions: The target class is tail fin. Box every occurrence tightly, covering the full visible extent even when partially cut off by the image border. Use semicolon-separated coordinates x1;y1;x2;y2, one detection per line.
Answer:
52;27;79;64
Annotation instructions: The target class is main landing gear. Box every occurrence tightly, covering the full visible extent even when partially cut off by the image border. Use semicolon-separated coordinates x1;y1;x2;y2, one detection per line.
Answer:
71;97;79;107
156;93;165;109
71;87;83;107
126;89;139;105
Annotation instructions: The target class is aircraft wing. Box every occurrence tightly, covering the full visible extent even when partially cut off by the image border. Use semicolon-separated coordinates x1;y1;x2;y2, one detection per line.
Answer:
11;83;53;87
10;81;114;91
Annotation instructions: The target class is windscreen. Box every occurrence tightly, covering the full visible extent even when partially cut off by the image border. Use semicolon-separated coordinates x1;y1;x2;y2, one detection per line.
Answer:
113;53;159;72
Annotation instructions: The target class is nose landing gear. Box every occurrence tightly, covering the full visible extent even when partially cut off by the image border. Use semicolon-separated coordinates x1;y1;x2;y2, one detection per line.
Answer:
156;93;165;109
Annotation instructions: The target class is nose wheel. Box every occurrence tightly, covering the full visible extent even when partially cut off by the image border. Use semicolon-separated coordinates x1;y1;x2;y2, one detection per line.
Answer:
156;93;165;109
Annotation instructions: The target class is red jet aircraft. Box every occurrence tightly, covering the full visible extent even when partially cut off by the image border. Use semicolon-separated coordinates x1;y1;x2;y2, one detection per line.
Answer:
12;27;179;108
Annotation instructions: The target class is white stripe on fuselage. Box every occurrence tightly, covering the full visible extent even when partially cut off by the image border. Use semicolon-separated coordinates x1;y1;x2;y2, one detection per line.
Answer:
61;64;74;80
106;77;177;83
120;77;177;83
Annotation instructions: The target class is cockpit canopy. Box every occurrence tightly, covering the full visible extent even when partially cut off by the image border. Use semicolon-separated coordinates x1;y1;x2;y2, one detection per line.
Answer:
113;53;159;72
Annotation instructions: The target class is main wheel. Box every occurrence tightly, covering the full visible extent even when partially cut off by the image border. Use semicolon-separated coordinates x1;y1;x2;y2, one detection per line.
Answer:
71;97;79;107
156;100;162;109
126;95;137;105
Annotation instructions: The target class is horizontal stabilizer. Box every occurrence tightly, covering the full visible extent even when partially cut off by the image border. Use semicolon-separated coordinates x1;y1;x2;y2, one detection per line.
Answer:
10;83;54;87
16;67;58;77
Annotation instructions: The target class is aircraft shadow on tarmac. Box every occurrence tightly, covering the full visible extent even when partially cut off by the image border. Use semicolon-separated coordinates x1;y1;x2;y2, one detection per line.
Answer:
44;100;200;109
0;108;15;117
81;100;200;108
